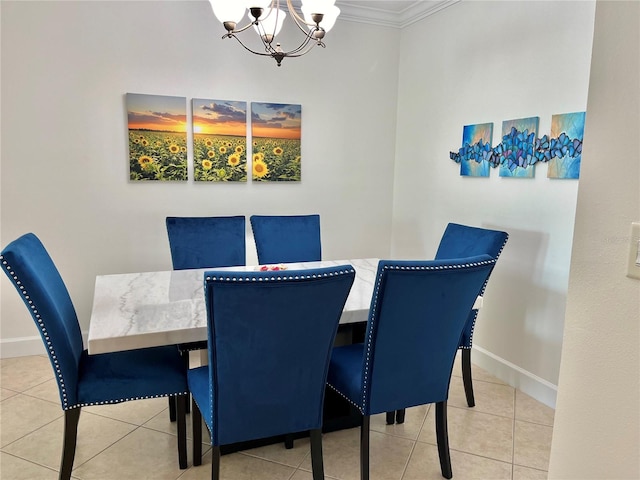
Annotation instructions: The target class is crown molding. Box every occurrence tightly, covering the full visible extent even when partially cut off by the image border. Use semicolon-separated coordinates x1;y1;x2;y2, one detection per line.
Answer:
336;0;461;28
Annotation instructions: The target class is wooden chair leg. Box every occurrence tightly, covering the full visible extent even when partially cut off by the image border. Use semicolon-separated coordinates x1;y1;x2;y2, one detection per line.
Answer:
176;394;188;469
211;445;221;480
192;397;203;467
385;411;395;425
395;409;405;424
168;397;177;422
181;350;191;414
360;415;370;480
461;348;475;407
309;428;325;480
59;408;81;480
435;401;452;479
284;433;294;449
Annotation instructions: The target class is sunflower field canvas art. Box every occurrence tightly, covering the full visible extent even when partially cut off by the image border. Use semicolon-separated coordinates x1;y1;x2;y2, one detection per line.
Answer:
250;102;301;182
126;93;188;181
192;99;247;182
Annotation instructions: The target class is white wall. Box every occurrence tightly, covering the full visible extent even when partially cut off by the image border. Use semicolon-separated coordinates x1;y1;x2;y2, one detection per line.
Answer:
548;1;640;477
0;1;400;354
392;1;596;405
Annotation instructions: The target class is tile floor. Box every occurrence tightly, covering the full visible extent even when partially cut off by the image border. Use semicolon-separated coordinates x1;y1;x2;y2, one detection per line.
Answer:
0;352;554;479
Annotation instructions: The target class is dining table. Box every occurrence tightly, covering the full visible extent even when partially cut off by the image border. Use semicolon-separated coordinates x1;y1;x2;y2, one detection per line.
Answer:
88;258;381;355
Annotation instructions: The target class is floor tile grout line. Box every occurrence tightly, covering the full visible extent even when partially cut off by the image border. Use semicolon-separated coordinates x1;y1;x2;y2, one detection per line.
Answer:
0;448;61;474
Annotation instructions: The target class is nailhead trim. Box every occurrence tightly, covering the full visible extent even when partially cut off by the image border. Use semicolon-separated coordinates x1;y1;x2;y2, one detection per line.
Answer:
1;254;189;411
327;383;363;413
205;267;356;283
1;255;72;409
69;391;189;410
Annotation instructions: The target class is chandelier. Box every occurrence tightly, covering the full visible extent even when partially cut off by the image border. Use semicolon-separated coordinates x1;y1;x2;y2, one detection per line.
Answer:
208;0;341;66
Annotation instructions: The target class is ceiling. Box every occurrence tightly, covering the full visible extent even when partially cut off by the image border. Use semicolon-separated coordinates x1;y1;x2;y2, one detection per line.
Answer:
335;0;460;27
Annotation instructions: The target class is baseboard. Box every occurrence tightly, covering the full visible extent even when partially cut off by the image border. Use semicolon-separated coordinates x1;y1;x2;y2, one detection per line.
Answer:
472;345;558;409
0;336;46;357
0;332;90;359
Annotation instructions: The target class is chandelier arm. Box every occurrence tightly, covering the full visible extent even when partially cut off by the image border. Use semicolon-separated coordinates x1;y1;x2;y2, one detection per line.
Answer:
285;0;319;30
226;34;277;57
283;32;316;55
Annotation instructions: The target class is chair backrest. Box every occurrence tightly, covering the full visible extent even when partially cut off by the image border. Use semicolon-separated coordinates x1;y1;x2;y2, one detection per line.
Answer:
166;216;246;270
250;214;321;264
361;255;496;415
0;233;83;409
434;223;509;348
203;265;355;446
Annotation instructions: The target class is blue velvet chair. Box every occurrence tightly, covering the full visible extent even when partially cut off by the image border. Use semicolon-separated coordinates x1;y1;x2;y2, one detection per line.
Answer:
327;256;497;479
435;223;509;408
250;214;321;265
1;233;188;479
166;216;246;270
188;265;355;480
387;223;509;425
165;215;246;420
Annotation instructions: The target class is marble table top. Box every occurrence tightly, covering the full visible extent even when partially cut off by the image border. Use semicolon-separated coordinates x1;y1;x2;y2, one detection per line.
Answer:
88;258;379;355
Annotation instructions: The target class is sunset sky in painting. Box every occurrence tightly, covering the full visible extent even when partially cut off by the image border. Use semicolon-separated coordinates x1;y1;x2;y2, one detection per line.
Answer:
251;102;301;139
192;99;247;136
126;93;187;132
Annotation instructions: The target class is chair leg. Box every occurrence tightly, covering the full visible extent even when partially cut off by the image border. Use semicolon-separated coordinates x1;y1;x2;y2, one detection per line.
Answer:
360;415;370;480
59;408;81;480
461;348;475;407
385;411;395;425
309;428;325;480
435;401;452;479
395;409;405;424
211;445;221;480
176;394;188;469
181;350;191;414
284;433;294;449
192;397;203;467
168;397;177;422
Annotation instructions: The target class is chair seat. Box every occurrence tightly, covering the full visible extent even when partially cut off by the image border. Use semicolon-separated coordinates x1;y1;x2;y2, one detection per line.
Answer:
77;346;188;407
327;343;365;409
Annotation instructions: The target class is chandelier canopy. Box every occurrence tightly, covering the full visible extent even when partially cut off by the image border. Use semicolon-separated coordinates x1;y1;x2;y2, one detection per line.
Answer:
208;0;340;66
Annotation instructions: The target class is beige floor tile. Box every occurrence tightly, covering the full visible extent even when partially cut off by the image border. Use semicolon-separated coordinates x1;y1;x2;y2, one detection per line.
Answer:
0;452;59;480
515;390;555;426
0;393;63;447
513;464;548;479
0;387;19;401
243;435;311;468
513;420;553;471
22;378;61;404
370;405;430;441
2;410;137;470
0;355;53;392
418;405;513;463
82;396;169;425
403;442;512;480
179;450;296;480
71;426;191;480
291;469;339;480
300;427;414;480
448;376;515;418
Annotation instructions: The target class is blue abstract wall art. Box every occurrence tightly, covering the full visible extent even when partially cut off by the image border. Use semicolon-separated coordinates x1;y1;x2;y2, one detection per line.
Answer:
458;123;493;177
450;112;585;179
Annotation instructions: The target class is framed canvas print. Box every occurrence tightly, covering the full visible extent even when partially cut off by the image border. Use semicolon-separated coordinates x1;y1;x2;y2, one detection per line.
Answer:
547;111;585;179
251;102;301;182
497;117;539;178
126;93;187;181
459;123;493;177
